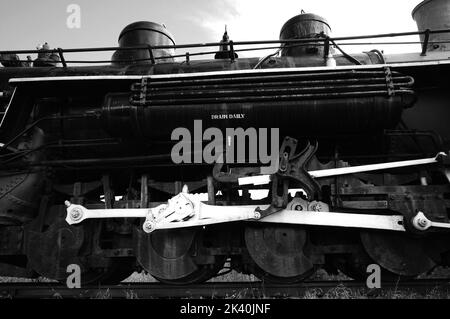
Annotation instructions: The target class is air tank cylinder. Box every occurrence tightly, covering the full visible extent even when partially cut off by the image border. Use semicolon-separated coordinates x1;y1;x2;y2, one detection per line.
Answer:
279;13;332;57
112;21;175;65
412;0;450;52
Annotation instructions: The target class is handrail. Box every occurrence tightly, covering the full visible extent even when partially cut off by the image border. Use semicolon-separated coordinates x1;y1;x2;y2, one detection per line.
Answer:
2;28;449;54
0;28;449;66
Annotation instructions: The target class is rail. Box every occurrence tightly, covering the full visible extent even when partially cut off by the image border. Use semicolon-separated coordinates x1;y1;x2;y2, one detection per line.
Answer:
1;279;450;299
0;28;449;66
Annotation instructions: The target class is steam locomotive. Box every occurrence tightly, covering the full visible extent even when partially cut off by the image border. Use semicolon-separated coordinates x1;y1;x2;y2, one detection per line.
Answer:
0;0;450;285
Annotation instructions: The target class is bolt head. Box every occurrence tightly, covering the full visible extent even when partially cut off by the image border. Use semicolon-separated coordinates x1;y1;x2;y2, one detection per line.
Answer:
413;212;431;231
70;208;82;221
143;221;155;233
418;218;428;227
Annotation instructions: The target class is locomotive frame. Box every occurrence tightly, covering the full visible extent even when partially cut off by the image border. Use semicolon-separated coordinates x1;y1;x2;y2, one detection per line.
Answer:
1;10;450;285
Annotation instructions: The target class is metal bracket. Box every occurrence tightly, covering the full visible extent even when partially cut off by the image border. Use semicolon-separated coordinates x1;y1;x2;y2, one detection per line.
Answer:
421;29;430;56
229;41;236;62
142;185;196;232
57;48;67;67
139;77;148;105
323;36;330;60
253;138;321;219
255;175;289;219
384;66;395;96
147;45;155;64
277;138;321;199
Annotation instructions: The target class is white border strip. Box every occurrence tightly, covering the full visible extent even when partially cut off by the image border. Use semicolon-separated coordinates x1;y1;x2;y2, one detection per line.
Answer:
9;75;142;83
8;59;450;84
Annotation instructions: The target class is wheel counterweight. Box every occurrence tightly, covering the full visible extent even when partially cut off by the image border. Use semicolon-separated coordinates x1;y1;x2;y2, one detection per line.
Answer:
360;230;436;277
134;227;224;284
244;224;315;283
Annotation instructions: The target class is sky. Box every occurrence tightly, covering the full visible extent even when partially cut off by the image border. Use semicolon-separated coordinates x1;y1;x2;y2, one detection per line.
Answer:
0;0;425;63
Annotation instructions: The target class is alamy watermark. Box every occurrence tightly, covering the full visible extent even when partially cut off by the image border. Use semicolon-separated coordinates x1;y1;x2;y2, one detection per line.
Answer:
66;4;81;29
171;120;279;165
366;264;381;289
66;263;81;288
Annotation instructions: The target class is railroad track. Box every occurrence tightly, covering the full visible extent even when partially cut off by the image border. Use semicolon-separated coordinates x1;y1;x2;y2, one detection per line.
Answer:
1;279;450;299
